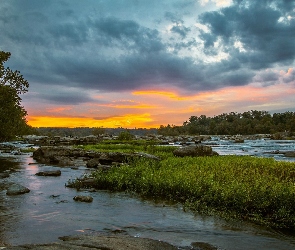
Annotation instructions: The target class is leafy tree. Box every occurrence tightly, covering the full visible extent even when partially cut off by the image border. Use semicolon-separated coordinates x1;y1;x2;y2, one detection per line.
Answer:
160;110;295;136
92;127;106;136
117;130;134;141
0;51;31;141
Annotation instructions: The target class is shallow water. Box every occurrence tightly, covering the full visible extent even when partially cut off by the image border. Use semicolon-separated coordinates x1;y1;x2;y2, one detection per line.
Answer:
205;138;295;162
1;141;295;249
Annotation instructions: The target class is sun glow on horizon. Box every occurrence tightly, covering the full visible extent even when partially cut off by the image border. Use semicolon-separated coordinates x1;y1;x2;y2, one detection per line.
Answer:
26;83;295;129
27;113;158;128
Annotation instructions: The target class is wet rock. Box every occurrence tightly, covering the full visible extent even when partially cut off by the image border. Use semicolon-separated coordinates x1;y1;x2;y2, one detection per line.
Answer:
52;156;74;166
97;165;112;171
79;178;97;187
173;145;219;157
0;172;10;179
234;138;244;143
134;152;161;161
33;146;162;168
73;195;93;202
191;241;218;250
6;183;30;195
33;146;80;165
35;170;61;176
284;151;295;157
98;152;130;165
49;194;60;198
86;158;100;168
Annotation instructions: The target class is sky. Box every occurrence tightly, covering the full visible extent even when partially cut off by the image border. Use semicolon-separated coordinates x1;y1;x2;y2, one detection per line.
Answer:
1;0;295;128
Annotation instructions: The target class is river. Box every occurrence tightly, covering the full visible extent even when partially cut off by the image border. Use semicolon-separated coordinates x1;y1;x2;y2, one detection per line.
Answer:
1;140;295;249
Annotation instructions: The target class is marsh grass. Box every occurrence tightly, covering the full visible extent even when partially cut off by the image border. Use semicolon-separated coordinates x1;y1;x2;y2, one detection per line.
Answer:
73;143;295;228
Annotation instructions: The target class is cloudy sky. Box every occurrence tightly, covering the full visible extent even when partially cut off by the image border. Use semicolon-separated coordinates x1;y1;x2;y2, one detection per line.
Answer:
1;0;295;128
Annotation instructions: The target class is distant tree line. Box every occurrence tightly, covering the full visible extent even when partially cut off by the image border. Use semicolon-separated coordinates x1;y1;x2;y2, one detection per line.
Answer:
35;127;158;137
158;110;295;136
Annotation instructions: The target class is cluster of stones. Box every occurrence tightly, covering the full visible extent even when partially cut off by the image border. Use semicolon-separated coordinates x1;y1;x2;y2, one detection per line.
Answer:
32;146;161;168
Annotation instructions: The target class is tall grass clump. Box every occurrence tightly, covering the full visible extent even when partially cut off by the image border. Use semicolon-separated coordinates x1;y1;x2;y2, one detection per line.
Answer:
89;154;295;229
77;142;175;157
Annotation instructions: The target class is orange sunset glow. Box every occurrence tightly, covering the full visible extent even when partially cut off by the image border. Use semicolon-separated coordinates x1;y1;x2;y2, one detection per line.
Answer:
27;113;156;128
26;82;295;128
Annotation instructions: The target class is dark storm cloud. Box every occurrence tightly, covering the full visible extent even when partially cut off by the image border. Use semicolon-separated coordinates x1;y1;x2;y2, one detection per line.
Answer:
90;17;164;53
0;0;294;100
38;89;94;105
170;25;191;38
198;0;295;69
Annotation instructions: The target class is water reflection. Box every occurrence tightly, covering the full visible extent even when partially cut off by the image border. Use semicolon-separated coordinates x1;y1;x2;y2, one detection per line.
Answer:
1;150;295;249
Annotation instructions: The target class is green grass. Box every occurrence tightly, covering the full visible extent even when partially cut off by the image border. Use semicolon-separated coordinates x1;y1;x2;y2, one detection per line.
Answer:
76;141;175;157
71;143;295;229
20;147;36;153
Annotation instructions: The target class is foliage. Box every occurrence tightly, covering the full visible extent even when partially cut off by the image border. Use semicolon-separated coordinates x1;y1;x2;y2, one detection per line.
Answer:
0;51;29;95
92;127;106;136
158;110;295;136
36;127;158;137
0;51;31;141
117;130;134;141
73;144;295;228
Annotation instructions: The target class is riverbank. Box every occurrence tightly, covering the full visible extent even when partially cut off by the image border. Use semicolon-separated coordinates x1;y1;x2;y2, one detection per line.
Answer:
2;234;183;250
1;148;295;249
65;143;295;229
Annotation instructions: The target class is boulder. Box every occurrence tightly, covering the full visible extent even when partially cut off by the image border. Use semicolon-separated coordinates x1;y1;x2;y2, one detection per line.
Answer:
33;146;162;168
0;172;10;179
86;158;100;168
173;145;219;157
33;146;83;165
73;195;93;202
35;170;61;176
134;152;161;161
6;183;30;195
98;152;131;165
234;138;244;143
284;151;295;157
191;241;218;250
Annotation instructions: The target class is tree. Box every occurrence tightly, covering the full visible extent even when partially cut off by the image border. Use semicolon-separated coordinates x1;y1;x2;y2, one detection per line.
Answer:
92;127;106;136
0;51;31;141
117;130;134;140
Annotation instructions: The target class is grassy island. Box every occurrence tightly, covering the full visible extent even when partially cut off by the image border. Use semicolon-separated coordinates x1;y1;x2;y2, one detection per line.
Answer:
73;142;295;229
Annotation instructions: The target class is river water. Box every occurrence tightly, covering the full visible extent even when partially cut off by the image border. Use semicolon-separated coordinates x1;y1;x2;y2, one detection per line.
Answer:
1;140;295;249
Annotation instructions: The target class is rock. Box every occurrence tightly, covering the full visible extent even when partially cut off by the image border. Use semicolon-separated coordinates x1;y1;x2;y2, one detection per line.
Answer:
134;152;161;161
6;183;30;195
33;146;80;165
191;241;218;250
79;178;97;188
97;165;112;171
98;152;131;165
33;146;163;168
4;234;178;249
73;195;93;202
284;151;295;157
86;158;100;168
35;170;61;176
173;145;219;157
234;138;244;143
0;172;10;179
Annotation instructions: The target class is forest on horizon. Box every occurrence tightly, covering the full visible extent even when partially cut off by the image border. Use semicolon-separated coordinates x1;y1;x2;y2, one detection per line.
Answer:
33;110;295;137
